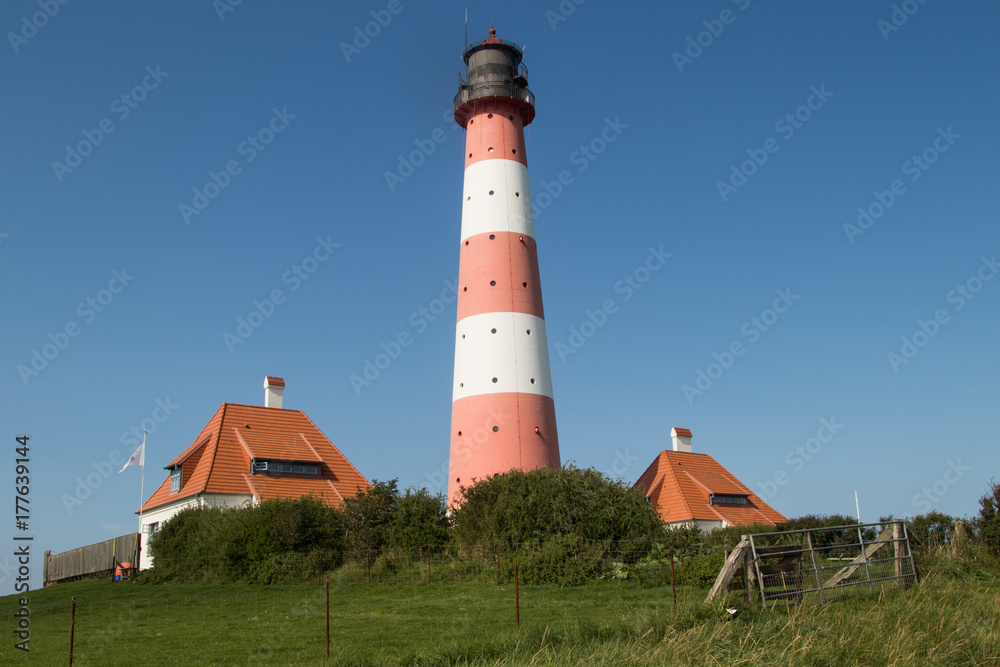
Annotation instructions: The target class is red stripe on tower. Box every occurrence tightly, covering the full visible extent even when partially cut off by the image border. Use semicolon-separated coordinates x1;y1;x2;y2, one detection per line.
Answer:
448;27;560;507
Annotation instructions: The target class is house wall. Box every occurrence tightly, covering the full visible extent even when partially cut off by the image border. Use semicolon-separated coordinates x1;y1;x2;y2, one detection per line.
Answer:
667;519;726;532
138;493;252;569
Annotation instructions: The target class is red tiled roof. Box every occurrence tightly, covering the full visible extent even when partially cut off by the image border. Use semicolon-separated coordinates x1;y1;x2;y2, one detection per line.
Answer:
141;403;370;512
634;451;786;527
672;427;693;438
265;376;285;387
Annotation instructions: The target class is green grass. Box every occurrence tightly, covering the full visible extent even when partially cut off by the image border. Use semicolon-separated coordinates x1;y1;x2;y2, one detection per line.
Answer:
3;556;999;666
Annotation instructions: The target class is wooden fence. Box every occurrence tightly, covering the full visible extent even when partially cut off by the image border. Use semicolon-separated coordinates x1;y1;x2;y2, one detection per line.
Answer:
44;533;140;585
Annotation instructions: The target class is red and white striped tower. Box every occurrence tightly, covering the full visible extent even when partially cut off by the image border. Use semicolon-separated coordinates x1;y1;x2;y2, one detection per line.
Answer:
448;28;560;506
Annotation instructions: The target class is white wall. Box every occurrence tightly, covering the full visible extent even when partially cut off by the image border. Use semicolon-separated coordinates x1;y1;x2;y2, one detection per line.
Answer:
667;519;726;533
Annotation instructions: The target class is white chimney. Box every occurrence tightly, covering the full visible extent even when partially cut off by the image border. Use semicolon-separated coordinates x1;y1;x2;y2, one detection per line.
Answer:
671;427;692;453
264;376;285;408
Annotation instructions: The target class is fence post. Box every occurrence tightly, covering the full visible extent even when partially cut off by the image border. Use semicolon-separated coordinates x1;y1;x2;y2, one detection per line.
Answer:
68;597;77;666
324;576;330;659
514;562;520;631
893;522;903;585
670;546;676;612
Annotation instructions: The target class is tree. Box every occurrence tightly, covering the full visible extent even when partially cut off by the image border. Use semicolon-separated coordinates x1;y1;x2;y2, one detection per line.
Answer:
340;479;400;558
387;488;450;552
976;479;1000;552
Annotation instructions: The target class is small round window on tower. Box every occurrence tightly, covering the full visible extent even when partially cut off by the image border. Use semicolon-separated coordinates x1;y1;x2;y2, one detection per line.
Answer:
488;147;494;153
491;328;497;334
512;149;517;155
492;426;499;432
490;280;496;286
530;378;535;384
492;377;498;383
488;113;493;119
489;234;495;240
515;192;520;197
527;329;531;335
468;153;472;158
522;282;527;287
489;190;495;195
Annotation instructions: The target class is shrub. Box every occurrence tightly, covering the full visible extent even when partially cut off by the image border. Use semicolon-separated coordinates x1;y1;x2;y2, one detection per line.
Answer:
387;488;451;552
145;496;343;583
341;479;400;559
450;465;663;553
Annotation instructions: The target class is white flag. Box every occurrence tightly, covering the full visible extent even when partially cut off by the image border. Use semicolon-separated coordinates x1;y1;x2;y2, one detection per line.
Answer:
119;438;145;473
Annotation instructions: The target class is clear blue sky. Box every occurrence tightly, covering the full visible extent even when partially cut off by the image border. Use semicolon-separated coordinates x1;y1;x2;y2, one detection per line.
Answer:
2;1;998;595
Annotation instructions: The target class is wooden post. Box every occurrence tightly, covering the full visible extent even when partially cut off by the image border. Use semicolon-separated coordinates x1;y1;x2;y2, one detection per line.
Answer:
670;546;676;611
324;577;330;659
68;597;76;666
893;522;905;585
514;563;520;630
366;550;371;585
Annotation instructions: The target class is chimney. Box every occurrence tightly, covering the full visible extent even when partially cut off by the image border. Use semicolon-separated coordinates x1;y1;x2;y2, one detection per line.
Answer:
671;427;692;453
264;376;285;408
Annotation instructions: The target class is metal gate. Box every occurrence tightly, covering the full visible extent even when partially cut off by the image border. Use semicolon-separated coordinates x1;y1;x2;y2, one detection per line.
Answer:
747;521;917;608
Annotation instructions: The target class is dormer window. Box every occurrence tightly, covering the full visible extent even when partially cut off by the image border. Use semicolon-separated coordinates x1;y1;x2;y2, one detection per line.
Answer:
709;493;748;506
250;459;318;476
170;467;181;493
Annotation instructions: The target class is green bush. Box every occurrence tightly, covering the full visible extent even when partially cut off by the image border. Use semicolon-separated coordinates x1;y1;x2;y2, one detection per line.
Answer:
145;496;343;583
387;488;450;552
450;465;663;549
514;535;604;585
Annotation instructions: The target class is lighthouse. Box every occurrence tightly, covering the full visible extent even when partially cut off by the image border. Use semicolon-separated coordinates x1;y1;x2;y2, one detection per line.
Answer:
448;27;560;506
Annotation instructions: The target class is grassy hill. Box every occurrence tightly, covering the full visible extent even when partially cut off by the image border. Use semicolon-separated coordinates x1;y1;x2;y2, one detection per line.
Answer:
2;552;999;666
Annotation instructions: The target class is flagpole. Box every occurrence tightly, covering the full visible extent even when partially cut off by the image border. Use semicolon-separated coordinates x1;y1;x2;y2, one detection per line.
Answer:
138;430;146;536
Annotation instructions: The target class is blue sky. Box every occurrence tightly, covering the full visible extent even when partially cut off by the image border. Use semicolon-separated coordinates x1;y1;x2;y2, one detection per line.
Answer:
2;1;998;594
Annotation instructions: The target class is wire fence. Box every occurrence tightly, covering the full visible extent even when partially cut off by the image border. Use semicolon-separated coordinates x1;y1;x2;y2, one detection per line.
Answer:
3;531;993;665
